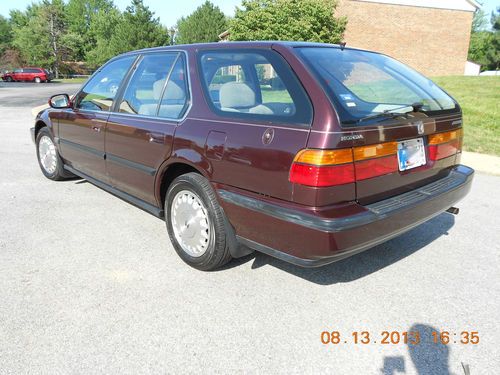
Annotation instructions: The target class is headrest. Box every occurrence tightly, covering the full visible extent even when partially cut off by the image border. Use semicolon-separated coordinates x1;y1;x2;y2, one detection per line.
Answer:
219;82;256;108
152;79;185;101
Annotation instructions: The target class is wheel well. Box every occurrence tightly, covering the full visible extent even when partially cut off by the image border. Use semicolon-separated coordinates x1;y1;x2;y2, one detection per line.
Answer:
34;120;47;139
159;163;201;208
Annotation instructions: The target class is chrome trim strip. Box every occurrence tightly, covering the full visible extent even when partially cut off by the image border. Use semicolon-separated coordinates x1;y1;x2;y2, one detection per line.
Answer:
106;153;156;176
59;138;105;158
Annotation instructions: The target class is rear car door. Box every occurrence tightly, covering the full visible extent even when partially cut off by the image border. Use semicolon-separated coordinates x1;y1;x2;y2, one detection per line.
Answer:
195;48;313;201
105;52;190;205
12;69;23;81
57;56;136;182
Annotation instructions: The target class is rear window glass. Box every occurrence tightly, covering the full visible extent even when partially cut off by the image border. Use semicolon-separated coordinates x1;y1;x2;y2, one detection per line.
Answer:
297;47;458;126
198;49;312;126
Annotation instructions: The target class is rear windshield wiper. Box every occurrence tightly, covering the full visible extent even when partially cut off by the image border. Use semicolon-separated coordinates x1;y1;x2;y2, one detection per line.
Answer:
351;102;424;124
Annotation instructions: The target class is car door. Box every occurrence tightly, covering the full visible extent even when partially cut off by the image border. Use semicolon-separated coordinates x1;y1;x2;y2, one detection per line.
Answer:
12;69;23;81
21;69;32;81
105;52;189;205
57;56;137;182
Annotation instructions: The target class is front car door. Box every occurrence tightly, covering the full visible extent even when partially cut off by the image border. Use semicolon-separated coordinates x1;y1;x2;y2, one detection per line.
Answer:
105;52;190;205
56;56;136;182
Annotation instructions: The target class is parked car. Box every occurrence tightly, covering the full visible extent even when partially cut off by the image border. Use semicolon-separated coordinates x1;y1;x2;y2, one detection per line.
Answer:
2;67;52;83
31;42;473;270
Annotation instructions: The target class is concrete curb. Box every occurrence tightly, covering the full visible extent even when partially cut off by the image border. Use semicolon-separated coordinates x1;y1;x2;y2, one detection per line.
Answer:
461;151;500;176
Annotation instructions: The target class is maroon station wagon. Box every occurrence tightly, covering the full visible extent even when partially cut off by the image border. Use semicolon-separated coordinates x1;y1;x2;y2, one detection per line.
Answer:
31;42;473;270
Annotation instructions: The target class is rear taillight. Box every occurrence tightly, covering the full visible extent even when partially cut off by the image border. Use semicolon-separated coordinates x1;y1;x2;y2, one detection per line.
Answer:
289;143;400;187
353;142;398;180
428;129;463;161
289;149;354;187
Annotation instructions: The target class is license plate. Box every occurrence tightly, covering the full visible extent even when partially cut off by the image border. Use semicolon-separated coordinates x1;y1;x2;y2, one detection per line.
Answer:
397;138;426;171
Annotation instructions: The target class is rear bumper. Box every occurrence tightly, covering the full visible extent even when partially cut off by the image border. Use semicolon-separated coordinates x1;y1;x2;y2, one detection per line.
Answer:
218;165;474;267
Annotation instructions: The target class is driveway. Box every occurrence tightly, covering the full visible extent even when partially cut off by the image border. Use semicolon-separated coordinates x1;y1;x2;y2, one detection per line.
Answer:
0;83;498;374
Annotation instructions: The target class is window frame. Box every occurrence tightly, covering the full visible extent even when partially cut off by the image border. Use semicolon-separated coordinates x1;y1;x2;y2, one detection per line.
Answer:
110;50;192;122
197;48;313;127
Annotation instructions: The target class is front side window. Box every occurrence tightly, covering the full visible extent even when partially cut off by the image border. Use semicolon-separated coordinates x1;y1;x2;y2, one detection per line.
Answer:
75;56;135;112
199;49;312;125
297;47;458;126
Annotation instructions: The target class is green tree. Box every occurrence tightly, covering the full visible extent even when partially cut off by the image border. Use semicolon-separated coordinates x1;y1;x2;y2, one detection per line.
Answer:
489;7;500;70
468;7;500;70
66;0;114;60
85;6;122;67
0;15;12;54
10;0;81;77
109;0;166;54
472;9;487;33
176;1;228;44
229;0;346;43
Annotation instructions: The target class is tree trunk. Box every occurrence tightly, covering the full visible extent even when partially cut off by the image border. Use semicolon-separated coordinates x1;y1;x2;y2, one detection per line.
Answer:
50;13;59;79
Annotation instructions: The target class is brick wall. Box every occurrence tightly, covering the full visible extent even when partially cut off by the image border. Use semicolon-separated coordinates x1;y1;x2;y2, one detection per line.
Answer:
335;0;474;76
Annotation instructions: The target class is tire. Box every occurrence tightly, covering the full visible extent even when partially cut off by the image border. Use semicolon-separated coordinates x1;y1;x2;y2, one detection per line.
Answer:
165;172;232;271
34;77;41;83
36;127;69;180
6;76;12;82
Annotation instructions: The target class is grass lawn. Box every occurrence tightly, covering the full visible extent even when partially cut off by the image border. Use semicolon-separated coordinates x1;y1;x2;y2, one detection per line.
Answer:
52;77;88;84
432;76;499;156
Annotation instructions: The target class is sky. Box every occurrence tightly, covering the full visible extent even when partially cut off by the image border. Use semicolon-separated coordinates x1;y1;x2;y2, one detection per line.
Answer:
0;0;498;27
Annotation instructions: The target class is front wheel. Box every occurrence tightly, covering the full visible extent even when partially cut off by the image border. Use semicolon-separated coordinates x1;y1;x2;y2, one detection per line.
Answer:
6;76;12;82
34;77;41;83
36;127;69;180
165;173;232;271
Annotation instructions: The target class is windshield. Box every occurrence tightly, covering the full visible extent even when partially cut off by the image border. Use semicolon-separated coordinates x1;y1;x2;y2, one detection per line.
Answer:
297;47;458;125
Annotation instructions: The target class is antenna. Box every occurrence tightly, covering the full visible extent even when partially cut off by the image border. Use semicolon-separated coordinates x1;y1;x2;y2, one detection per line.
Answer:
340;42;346;51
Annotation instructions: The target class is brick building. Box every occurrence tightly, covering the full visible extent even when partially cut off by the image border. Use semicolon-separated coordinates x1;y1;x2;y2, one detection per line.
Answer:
335;0;480;76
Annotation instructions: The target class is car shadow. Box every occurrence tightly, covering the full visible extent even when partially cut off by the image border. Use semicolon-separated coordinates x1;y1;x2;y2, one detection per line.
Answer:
239;213;455;284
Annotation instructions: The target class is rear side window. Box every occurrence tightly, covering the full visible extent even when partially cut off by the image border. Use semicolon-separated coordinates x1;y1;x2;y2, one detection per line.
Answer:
75;56;136;112
198;49;312;126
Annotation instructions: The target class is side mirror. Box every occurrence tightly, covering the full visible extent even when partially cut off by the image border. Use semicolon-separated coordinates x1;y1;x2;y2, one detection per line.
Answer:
48;94;72;109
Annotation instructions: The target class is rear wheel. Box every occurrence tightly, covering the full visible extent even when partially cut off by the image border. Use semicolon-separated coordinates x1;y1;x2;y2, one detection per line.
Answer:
34;77;41;83
36;127;69;180
165;173;232;271
6;76;12;82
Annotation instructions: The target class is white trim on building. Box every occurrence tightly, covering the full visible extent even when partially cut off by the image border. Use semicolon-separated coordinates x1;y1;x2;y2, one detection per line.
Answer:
351;0;480;12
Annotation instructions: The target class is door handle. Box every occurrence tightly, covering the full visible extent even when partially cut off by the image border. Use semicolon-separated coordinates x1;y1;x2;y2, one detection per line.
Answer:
148;132;164;144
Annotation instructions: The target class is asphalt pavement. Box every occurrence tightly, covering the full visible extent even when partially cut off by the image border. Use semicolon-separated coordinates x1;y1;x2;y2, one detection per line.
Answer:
0;82;499;374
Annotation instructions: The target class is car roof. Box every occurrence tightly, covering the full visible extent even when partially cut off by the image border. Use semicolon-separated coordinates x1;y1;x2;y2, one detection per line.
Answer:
119;41;371;57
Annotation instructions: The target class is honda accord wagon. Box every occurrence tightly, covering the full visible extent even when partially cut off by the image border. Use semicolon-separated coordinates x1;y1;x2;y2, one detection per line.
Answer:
31;42;474;270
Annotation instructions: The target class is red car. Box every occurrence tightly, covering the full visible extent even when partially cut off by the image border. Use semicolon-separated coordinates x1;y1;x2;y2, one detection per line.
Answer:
2;67;52;83
31;42;473;270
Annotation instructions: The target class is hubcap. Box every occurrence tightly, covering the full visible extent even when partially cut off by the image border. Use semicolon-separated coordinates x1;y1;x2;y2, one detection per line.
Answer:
38;135;58;174
171;190;211;257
